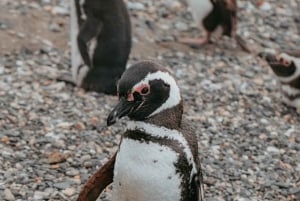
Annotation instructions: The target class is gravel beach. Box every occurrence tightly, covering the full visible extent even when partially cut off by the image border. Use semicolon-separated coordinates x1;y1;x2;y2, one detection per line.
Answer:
0;0;299;200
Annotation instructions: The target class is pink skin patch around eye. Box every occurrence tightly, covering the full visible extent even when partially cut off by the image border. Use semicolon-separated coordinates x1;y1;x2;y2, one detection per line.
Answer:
127;84;150;101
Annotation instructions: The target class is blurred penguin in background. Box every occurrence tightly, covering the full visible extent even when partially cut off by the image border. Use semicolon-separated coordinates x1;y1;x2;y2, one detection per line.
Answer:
259;51;300;112
179;0;251;52
69;0;131;95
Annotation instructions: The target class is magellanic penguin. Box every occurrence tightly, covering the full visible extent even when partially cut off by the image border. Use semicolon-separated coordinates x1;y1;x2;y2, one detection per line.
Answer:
70;0;131;95
77;61;205;201
179;0;251;52
259;52;300;112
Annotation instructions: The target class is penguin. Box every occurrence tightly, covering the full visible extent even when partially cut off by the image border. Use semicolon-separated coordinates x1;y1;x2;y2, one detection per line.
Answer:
67;0;131;95
77;61;204;201
259;51;300;111
179;0;251;52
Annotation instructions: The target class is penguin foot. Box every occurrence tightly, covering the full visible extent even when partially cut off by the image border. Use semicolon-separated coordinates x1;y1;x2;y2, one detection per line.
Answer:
56;73;77;86
178;37;211;48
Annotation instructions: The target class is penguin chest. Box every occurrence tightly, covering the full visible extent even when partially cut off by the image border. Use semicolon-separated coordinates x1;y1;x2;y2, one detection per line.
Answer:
113;138;182;201
186;0;213;26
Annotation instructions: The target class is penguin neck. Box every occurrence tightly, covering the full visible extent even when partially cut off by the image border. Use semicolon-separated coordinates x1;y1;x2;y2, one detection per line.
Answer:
144;101;183;130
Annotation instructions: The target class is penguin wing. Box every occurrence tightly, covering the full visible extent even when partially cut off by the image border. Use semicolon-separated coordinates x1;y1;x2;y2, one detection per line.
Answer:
77;13;103;69
77;153;116;201
180;121;205;201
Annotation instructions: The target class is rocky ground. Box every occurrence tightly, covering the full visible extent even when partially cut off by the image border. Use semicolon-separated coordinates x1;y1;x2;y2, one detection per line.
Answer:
0;0;300;200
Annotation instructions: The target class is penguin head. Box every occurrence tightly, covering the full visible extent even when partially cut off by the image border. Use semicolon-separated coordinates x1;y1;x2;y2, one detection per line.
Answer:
107;61;181;126
258;52;297;77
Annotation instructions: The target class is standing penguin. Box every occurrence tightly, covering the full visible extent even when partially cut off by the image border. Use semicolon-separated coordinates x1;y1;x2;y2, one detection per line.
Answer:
179;0;250;52
77;61;204;201
69;0;131;95
259;52;300;111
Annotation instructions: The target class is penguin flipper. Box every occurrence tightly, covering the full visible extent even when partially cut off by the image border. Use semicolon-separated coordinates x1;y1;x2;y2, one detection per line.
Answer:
77;153;116;201
77;14;103;68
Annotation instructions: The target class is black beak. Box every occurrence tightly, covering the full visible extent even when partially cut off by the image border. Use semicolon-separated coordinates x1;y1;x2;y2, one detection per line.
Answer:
107;97;135;126
258;52;277;63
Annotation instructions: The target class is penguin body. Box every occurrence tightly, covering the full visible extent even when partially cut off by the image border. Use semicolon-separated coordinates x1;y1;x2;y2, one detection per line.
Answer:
77;61;204;201
113;121;200;201
70;0;131;95
181;0;250;52
259;52;300;110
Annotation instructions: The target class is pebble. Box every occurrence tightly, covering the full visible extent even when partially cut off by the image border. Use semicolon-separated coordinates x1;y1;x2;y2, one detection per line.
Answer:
33;191;50;200
4;189;15;201
62;187;76;197
266;146;280;154
259;2;272;11
49;22;61;32
127;2;145;11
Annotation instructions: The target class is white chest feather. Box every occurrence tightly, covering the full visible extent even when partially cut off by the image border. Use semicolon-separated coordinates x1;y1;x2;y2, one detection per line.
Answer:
186;0;213;26
113;139;182;201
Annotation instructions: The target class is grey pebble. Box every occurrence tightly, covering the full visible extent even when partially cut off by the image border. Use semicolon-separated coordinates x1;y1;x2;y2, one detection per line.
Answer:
4;189;15;201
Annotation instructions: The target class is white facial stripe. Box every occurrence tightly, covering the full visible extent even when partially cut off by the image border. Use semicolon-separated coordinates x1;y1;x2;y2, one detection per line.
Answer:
132;71;181;117
127;121;197;182
277;53;300;82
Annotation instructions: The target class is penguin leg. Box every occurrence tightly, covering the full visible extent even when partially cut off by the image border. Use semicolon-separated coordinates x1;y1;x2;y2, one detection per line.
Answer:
178;32;212;48
77;153;116;201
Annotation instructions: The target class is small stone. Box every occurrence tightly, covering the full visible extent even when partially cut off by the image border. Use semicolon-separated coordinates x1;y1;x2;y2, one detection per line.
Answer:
74;122;86;130
33;191;50;200
127;2;145;10
4;189;15;201
259;2;272;11
48;151;67;164
175;22;188;31
266;146;280;153
62;187;76;197
49;22;60;32
66;168;80;177
84;161;93;168
51;6;69;16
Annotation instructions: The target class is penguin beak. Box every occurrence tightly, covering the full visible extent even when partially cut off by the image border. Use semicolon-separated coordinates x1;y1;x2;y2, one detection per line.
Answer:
258;52;277;63
107;97;136;126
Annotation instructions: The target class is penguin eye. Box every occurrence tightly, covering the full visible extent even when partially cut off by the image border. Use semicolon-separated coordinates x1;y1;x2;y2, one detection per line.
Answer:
140;86;150;95
134;84;150;96
284;60;291;66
